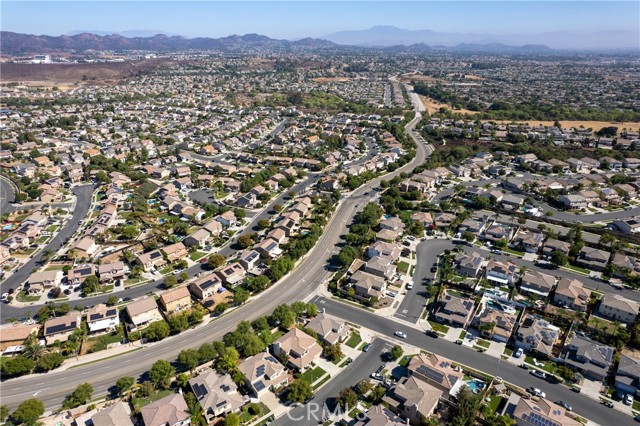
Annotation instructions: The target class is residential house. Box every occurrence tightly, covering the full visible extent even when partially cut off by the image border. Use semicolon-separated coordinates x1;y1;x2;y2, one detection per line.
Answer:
553;278;591;312
125;297;163;330
474;305;517;342
458;219;485;235
254;238;281;258
159;286;192;313
189;371;248;421
162;242;188;263
407;353;463;398
520;270;556;298
350;270;386;300
455;252;485;278
79;401;134;426
238;352;288;396
44;311;81;345
576;246;611;272
562;335;614;381
353;406;406;426
597;294;640;324
559;194;587;210
613;217;640;235
26;270;63;294
411;211;433;228
136;249;167;271
364;256;397;280
140;393;191;426
98;261;126;283
239;250;261;271
434;212;456;229
184;229;211;248
383;376;442;426
0;323;40;351
215;263;246;286
215;211;236;227
367;241;401;262
483;223;514;242
87;304;119;333
272;328;323;371
485;261;518;286
434;292;474;328
72;236;99;258
67;265;96;286
514;314;560;357
501;194;525;210
203;220;223;237
512;231;544;253
615;354;640;397
189;273;222;301
502;395;581;426
542;239;571;258
306;313;348;345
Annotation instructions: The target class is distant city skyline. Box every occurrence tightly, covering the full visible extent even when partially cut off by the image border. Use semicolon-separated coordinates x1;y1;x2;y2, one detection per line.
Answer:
2;1;639;42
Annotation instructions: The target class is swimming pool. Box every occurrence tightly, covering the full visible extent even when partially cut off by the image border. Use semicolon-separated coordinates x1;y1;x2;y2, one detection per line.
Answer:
487;300;516;314
466;380;486;394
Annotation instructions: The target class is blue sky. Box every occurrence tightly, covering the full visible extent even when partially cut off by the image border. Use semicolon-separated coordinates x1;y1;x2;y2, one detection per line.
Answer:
2;1;639;39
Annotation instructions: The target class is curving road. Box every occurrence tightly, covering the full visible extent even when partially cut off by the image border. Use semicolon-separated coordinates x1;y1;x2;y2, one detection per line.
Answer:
0;175;17;215
1;185;95;317
0;98;430;410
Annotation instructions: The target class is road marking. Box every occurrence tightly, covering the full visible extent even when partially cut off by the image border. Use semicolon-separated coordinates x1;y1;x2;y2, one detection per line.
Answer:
402;309;408;314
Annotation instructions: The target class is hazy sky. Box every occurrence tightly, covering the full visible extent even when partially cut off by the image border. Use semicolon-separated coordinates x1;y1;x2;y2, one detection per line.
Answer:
2;1;639;39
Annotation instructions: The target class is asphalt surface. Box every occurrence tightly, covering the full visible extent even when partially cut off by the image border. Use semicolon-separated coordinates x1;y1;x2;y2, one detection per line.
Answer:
0;175;17;214
314;297;632;426
273;338;390;426
393;239;453;323
0;100;430;409
1;184;95;318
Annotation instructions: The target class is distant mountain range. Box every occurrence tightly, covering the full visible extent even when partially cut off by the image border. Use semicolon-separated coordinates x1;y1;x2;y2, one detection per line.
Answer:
322;25;639;50
0;32;337;54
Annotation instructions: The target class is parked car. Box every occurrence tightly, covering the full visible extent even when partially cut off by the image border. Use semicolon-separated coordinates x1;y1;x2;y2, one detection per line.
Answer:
426;330;438;338
430;265;438;273
477;348;486;353
570;386;580;393
455;339;463;345
556;401;572;411
514;348;523;358
495;377;503;383
625;394;634;406
527;387;546;398
362;343;372;352
601;399;614;408
530;369;547;379
519;363;529;370
0;293;8;302
387;291;398;298
394;331;407;339
406;282;414;290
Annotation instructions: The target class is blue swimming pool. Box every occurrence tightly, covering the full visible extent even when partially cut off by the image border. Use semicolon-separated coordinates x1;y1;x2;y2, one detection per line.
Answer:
487;300;503;311
466;380;486;394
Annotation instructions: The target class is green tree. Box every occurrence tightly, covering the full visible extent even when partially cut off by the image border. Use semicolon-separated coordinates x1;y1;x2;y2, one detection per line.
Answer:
337;387;358;411
215;303;228;315
233;288;250;305
145;321;170;341
81;275;100;295
198;343;219;363
62;382;93;409
257;219;271;230
1;355;35;377
390;345;403;361
216;347;239;372
271;304;296;329
121;225;139;239
236;234;255;249
207;253;226;269
150;360;175;389
225;412;240;426
287;379;313;403
164;275;178;289
167;312;189;334
245;275;271;292
324;343;343;362
178;349;201;372
450;386;482;426
107;295;119;306
116;376;135;396
485;414;516;426
0;405;8;422
11;398;44;426
550;251;568;267
306;303;318;317
36;352;65;372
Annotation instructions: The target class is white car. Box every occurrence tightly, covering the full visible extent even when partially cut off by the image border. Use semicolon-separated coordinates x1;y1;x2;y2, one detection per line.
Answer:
394;331;407;339
387;291;398;298
406;282;414;290
514;348;523;358
0;293;8;302
624;394;634;405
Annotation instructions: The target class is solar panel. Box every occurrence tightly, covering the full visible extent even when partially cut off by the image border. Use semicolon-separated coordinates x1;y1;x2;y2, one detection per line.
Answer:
192;383;208;399
106;309;117;316
254;381;266;391
89;313;102;321
46;323;74;334
256;366;265;377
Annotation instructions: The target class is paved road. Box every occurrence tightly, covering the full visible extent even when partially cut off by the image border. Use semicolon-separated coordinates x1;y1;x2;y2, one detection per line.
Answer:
273;338;389;426
0;96;430;409
394;239;453;323
0;175;17;215
315;297;631;426
1;185;95;317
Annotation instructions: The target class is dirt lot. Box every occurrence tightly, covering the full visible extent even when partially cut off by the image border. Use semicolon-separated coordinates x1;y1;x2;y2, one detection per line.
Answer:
1;58;177;84
490;120;640;132
418;94;479;115
312;77;350;83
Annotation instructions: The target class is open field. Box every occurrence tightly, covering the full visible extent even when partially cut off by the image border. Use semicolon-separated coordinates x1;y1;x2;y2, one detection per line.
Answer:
1;59;177;84
312;77;350;82
417;94;479;115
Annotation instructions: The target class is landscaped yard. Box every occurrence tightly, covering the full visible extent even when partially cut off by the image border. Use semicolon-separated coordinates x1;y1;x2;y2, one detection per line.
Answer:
476;339;491;349
564;264;590;275
299;366;328;385
189;251;207;261
85;330;124;353
345;331;362;348
503;248;525;257
271;329;285;341
397;261;410;274
17;291;40;302
238;402;270;424
484;395;503;415
136;389;174;407
459;330;467;339
587;316;618;335
525;356;558;374
503;347;513;356
399;355;415;367
428;321;450;334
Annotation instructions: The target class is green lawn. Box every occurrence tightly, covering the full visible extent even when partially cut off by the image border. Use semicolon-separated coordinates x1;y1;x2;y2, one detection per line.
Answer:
564;264;590;275
633;400;640;411
313;374;331;390
524;356;558;374
399;355;415;367
459;330;467;339
299;366;327;385
587;316;617;335
136;389;174;407
476;339;491;349
397;261;410;274
348;408;362;419
17;291;40;302
87;331;124;353
345;331;362;348
271;329;285;341
427;321;450;334
503;248;525;257
484;395;503;415
238;402;270;423
503;347;513;356
189;251;207;261
46;225;59;232
36;236;49;244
